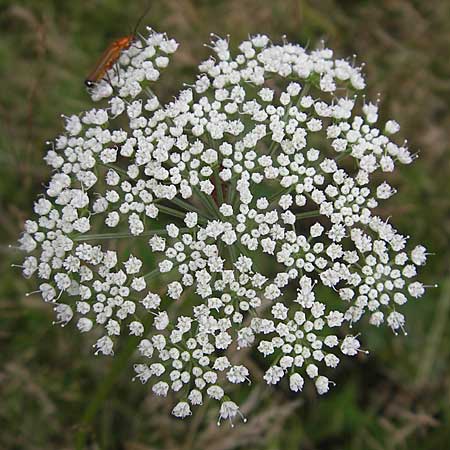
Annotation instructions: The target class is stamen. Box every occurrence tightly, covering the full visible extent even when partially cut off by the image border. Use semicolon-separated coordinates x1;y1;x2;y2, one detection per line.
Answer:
25;290;40;296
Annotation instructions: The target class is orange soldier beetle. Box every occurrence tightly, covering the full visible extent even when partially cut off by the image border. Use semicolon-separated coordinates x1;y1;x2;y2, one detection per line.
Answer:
84;5;152;87
84;36;135;87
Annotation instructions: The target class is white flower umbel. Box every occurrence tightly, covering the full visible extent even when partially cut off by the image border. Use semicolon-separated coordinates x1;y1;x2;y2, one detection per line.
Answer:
17;28;432;422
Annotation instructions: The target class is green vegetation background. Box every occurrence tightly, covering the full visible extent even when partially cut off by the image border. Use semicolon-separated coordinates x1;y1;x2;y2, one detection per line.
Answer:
1;1;449;449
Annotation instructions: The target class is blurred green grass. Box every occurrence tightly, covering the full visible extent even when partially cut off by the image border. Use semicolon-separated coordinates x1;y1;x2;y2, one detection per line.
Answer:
1;1;449;449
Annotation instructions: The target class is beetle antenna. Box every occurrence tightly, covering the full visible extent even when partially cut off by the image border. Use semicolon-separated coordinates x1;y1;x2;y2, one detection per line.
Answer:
133;2;153;37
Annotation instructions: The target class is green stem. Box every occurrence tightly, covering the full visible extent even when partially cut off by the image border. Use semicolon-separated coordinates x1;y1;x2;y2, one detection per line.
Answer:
227;244;238;267
142;267;162;281
98;162;129;178
157;204;189;221
334;150;351;162
227;175;237;206
214;171;224;205
268;138;280;158
192;185;219;218
142;260;182;281
157;204;207;225
416;278;450;386
295;210;321;219
75;333;141;450
72;228;188;241
169;197;210;219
